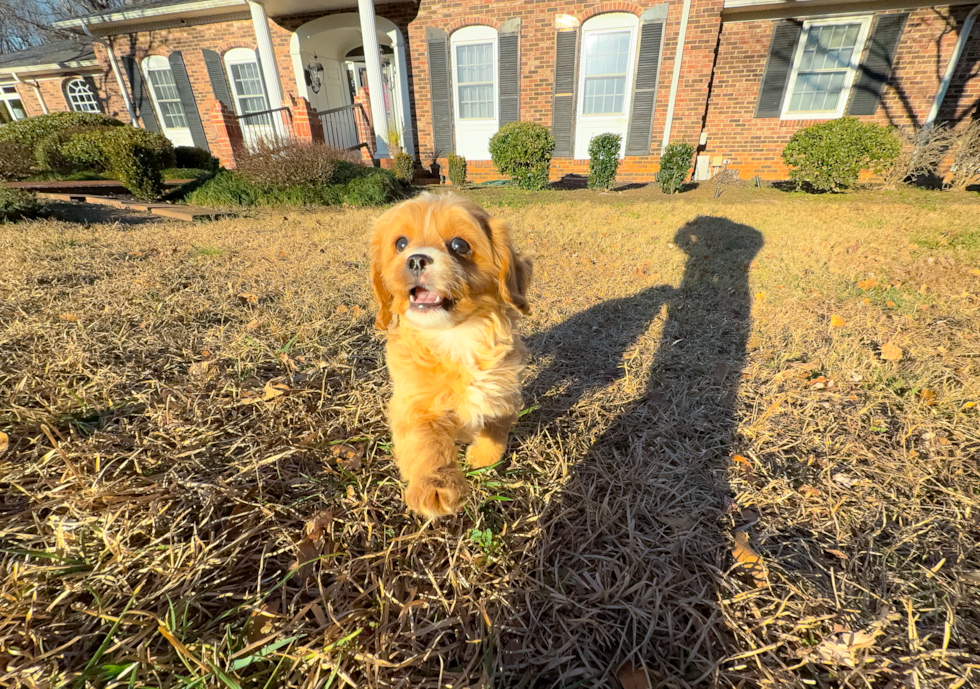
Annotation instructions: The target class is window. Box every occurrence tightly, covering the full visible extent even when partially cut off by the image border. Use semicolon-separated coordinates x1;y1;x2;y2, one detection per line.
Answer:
582;31;631;115
456;42;494;119
783;18;872;119
0;85;27;122
225;49;271;126
65;78;101;113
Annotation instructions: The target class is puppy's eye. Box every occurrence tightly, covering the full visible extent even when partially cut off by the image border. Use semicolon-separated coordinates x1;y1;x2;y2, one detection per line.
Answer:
449;238;471;255
395;236;409;252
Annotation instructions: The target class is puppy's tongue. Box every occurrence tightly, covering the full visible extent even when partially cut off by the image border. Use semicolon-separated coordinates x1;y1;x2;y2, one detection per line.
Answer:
411;288;442;305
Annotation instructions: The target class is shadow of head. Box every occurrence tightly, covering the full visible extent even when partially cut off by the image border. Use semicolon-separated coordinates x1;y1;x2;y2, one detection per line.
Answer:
673;215;764;272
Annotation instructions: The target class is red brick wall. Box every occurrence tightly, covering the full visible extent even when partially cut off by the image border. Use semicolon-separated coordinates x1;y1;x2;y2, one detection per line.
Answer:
409;0;724;180
703;6;980;180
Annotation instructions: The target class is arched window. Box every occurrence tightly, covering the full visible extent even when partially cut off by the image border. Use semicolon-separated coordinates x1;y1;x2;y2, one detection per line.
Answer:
65;78;101;113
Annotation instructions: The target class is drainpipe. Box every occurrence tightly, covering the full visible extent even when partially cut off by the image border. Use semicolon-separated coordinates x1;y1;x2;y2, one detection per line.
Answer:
13;73;48;114
926;4;980;126
80;21;138;126
661;0;693;153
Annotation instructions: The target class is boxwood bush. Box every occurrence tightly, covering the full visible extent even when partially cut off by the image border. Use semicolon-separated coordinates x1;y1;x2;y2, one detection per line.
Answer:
782;118;901;192
0;187;42;221
0;111;122;156
489;121;555;190
36;127;107;174
447;154;467;187
392;150;415;182
75;127;176;200
658;142;695;194
0;139;34;180
587;133;622;190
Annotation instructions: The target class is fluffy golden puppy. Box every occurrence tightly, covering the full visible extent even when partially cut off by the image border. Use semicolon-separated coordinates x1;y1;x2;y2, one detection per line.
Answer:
369;192;531;518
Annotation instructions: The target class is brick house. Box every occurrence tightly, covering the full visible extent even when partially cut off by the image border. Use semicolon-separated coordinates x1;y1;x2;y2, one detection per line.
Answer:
1;0;978;182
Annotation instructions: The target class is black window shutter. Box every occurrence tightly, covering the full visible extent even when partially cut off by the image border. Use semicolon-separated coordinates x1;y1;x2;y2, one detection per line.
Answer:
754;20;802;118
627;11;665;156
498;18;521;126
552;28;579;157
427;27;453;156
202;49;233;111
168;51;209;151
847;13;908;116
122;55;160;132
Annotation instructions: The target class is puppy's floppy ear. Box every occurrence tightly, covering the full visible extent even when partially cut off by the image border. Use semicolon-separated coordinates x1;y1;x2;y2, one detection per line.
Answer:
368;225;394;330
488;217;532;315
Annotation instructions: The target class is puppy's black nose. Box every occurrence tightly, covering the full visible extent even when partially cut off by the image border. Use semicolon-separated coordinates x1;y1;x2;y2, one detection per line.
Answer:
406;254;431;275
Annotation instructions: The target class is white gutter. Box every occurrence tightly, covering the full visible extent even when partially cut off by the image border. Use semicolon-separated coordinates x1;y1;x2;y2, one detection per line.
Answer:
661;0;693;153
926;3;980;126
80;22;138;126
13;73;48;114
53;0;244;29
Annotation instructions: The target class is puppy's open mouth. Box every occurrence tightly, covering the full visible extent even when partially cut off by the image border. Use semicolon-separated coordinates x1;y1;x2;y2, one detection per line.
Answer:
409;286;453;311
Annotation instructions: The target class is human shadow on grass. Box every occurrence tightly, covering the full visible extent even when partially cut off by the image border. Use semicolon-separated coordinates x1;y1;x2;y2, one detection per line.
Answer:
498;217;763;687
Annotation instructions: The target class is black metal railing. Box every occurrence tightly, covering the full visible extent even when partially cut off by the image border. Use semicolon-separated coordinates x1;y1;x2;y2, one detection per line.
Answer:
316;104;369;151
235;106;292;151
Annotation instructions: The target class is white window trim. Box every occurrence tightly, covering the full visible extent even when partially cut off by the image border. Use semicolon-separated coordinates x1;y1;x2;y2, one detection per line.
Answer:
224;47;270;117
450;25;498;123
576;13;639;120
780;15;873;121
141;55;190;131
0;85;27;121
65;78;101;113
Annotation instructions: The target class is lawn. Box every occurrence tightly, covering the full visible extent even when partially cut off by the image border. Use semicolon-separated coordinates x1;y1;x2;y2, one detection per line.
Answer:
1;185;979;688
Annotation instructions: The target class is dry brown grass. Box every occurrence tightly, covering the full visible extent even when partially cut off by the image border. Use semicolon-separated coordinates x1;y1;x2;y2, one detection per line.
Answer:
1;186;980;688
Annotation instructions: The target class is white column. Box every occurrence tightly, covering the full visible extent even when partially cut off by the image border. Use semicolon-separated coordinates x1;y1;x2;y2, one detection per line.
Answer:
358;0;389;157
390;28;415;157
248;0;284;112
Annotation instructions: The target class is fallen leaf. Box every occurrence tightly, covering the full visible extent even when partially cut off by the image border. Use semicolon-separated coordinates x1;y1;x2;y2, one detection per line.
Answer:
799;484;821;498
834;474;860;487
291;512;334;583
826;549;849;560
188;360;214;377
59;313;79;322
244;600;279;645
880;342;904;361
237;292;259;305
330;443;364;470
245;319;262;331
918;389;936;405
886;300;896;307
0;432;7;456
732;531;768;588
862;298;871;304
830;315;846;328
971;268;980;277
616;660;652;689
963;401;976;410
919;283;928;295
755;291;766;302
335;305;348;313
856;278;878;290
809;627;883;668
731;454;752;468
262;381;288;400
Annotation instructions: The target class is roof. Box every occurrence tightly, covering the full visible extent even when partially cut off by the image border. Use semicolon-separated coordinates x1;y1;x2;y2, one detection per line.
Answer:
0;39;97;74
52;0;246;30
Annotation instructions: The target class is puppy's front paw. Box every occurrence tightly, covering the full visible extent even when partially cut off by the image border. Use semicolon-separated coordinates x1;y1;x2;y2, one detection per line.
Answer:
405;469;469;517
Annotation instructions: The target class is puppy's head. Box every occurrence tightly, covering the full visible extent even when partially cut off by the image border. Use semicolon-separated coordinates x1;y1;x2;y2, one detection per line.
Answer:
369;192;530;330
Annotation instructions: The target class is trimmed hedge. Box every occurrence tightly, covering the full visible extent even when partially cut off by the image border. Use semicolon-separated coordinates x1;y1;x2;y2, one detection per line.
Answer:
782;118;901;192
72;127;176;200
188;165;399;208
36;127;107;174
175;146;216;171
489;121;555;190
447;154;467;187
0;139;33;181
658;142;695;194
0;111;122;157
587;133;622;190
392;151;415;182
0;188;42;221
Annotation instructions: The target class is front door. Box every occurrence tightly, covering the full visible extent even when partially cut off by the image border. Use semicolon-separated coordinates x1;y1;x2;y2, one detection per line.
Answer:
451;26;498;160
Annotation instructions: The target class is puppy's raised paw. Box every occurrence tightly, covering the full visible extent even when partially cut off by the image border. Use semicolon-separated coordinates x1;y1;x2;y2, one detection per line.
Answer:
405;469;469;518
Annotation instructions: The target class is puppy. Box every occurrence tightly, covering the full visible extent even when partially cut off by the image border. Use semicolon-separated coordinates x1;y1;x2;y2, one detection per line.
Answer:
369;192;531;517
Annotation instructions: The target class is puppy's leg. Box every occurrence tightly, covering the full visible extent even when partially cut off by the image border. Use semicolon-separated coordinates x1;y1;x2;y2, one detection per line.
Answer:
465;413;517;469
391;410;468;518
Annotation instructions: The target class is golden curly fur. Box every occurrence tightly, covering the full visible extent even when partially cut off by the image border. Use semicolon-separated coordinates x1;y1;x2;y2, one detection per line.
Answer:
369;192;532;517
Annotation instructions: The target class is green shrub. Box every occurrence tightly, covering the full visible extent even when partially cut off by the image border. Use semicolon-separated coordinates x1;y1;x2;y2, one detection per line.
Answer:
782;118;901;192
0;111;122;156
188;167;399;208
447;154;467;187
330;160;372;185
36;126;107;174
658;142;695;194
488;121;555;190
392;150;415;182
76;127;176;200
174;146;216;171
0;139;33;180
0;187;42;221
587;133;622;190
